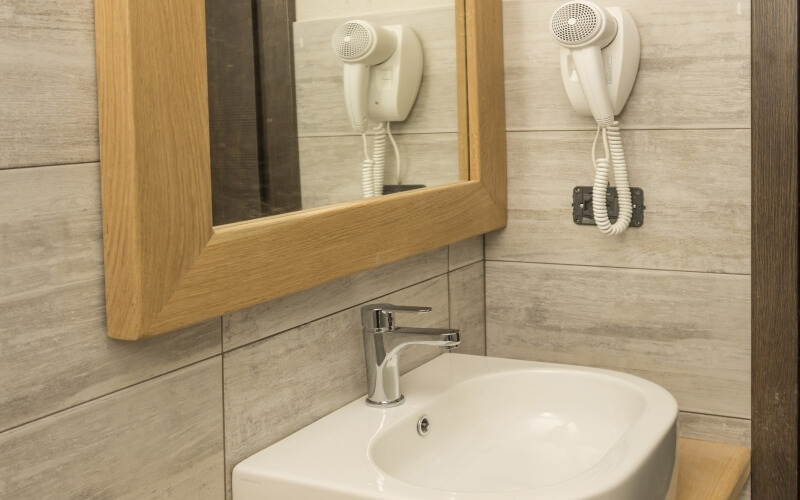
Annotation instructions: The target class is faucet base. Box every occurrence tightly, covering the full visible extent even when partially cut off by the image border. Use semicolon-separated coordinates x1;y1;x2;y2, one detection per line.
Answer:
365;394;405;408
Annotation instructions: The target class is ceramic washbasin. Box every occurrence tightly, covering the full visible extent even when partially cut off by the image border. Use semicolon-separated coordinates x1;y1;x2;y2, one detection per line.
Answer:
233;354;678;500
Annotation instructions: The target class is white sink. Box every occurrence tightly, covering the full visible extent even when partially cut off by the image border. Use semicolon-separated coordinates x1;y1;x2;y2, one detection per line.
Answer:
233;354;678;500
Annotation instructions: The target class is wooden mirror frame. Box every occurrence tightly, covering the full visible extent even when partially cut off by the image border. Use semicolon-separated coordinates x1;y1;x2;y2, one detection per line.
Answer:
94;0;506;340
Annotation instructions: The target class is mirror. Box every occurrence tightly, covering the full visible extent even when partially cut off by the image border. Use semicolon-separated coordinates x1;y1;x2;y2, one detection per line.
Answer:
206;1;461;225
94;0;505;340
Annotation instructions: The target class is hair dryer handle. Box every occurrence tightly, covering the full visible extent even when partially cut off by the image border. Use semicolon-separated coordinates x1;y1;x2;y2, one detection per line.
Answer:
344;63;370;133
571;45;615;126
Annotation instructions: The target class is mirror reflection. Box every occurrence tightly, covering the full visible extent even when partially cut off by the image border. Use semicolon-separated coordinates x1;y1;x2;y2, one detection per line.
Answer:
206;0;461;225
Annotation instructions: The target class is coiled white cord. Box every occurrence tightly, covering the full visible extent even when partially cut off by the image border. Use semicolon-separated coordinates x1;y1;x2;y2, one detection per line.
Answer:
361;132;375;198
361;122;403;197
361;122;388;198
591;121;632;235
386;122;402;185
371;122;387;196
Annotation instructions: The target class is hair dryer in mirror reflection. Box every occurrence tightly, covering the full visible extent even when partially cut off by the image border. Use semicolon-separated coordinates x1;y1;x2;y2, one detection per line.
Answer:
331;20;424;199
550;1;641;235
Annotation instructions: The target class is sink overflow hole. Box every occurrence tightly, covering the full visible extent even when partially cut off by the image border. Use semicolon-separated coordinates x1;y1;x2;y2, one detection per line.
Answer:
417;416;430;436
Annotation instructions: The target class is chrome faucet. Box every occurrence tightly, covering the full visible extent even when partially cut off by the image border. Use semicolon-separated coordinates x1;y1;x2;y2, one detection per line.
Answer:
361;303;461;408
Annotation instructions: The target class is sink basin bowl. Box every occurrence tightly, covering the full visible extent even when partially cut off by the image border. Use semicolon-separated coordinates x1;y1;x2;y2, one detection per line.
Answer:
233;354;678;500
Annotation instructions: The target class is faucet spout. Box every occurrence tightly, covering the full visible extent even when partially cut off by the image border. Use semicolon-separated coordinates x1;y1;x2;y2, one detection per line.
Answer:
361;304;461;408
382;327;461;355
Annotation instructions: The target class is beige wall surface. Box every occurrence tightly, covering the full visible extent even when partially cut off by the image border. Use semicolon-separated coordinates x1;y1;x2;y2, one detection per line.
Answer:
486;0;751;497
0;0;484;498
1;0;752;498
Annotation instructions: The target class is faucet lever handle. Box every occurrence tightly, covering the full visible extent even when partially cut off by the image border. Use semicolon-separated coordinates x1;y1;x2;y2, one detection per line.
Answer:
381;305;432;314
361;304;432;331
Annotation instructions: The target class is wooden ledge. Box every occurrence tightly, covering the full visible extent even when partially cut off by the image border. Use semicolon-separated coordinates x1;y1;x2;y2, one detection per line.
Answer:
677;438;751;500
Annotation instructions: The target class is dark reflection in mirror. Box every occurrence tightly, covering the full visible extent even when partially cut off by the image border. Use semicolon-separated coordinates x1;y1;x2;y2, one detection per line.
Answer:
206;0;301;225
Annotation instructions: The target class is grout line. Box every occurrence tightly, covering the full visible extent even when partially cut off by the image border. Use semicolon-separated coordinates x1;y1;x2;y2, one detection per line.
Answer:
220;315;229;496
447;244;453;331
298;130;458;139
0;353;223;436
482;257;488;357
223;269;453;354
447;271;453;331
484;259;751;277
679;410;751;422
1;160;99;172
505;126;752;134
447;258;484;273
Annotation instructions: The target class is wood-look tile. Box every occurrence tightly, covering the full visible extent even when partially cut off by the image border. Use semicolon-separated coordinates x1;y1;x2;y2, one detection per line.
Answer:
678;413;751;447
0;163;222;432
294;7;458;137
223;246;447;351
0;0;99;169
223;276;449;497
296;0;453;22
298;133;460;210
503;0;750;131
486;130;751;275
0;358;225;500
449;235;484;271
449;262;486;356
486;262;750;418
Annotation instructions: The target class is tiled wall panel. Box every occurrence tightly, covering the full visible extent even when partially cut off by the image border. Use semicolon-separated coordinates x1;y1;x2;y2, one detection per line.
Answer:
298;133;459;209
0;359;225;499
486;262;750;418
487;130;751;274
0;0;98;169
296;0;453;22
0;163;221;432
502;0;750;131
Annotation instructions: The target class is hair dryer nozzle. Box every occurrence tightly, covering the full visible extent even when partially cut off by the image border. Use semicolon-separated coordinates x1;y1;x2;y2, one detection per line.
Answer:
332;20;396;65
550;1;617;49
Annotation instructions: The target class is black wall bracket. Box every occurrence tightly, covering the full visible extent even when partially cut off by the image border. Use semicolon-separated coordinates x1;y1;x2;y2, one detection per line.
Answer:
572;186;645;227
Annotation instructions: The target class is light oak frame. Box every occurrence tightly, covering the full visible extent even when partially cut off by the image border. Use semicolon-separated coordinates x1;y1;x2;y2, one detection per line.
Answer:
94;0;507;340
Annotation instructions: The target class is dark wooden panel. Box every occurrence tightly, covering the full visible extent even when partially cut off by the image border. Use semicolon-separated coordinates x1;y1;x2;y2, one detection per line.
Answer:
206;0;263;225
254;0;302;216
752;0;799;498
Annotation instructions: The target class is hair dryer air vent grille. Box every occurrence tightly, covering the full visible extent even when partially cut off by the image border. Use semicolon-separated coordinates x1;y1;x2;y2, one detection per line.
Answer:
332;22;372;60
551;2;600;44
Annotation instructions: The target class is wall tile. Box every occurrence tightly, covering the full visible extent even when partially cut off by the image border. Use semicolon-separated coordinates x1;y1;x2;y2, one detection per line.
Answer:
449;235;484;271
449;262;486;356
294;7;458;137
503;0;750;131
0;163;222;431
0;0;99;169
0;358;225;499
296;0;453;22
223;275;449;497
486;261;750;418
486;130;751;274
678;413;750;447
223;246;447;351
299;133;459;210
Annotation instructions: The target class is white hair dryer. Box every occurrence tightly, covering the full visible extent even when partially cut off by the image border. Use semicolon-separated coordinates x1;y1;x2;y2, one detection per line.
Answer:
332;20;423;198
332;21;398;133
549;1;640;235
